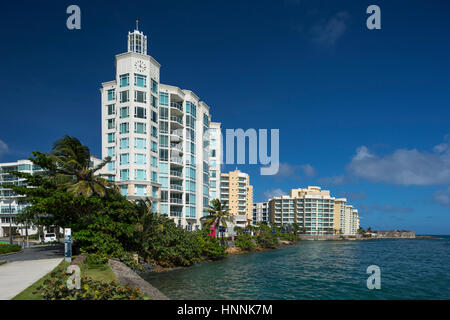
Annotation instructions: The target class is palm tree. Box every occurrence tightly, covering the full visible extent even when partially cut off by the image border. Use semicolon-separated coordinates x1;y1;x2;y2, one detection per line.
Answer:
48;135;116;197
201;199;232;238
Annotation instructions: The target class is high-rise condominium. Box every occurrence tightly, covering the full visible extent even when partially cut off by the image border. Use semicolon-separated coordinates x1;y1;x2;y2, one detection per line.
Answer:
220;170;253;222
252;202;270;225
101;27;219;230
269;186;359;236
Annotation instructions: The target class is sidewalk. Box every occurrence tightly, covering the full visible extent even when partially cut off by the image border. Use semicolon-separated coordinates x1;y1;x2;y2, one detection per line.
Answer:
0;258;63;300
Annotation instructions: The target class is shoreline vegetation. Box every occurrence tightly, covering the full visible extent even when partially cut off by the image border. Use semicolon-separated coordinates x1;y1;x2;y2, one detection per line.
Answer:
3;136;437;299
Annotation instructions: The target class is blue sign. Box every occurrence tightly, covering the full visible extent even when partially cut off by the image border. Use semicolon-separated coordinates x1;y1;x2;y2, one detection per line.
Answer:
64;228;72;262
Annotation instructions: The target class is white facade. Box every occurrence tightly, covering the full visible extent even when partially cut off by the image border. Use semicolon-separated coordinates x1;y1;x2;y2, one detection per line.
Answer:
252;202;269;225
0;160;41;237
208;122;222;202
101;27;216;230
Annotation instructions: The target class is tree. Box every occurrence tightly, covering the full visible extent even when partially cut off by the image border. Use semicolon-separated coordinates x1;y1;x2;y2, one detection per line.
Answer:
48;135;116;198
201;199;232;238
292;223;300;236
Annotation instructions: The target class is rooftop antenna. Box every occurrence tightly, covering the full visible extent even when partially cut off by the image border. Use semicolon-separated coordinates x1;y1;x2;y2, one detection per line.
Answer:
136;19;139;31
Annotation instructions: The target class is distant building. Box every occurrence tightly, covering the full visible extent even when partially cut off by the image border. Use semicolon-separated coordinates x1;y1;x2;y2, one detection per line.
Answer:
0;156;103;237
269;186;359;236
252;202;269;225
220;169;253;223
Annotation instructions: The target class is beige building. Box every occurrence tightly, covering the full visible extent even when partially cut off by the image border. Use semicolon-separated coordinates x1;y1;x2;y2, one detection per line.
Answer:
220;169;253;222
269;186;359;236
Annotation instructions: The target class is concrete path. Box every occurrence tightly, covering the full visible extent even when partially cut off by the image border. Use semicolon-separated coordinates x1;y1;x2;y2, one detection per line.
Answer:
0;258;63;300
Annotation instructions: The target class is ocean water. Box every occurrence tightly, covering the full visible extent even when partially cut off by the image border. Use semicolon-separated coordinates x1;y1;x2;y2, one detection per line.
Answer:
141;236;450;300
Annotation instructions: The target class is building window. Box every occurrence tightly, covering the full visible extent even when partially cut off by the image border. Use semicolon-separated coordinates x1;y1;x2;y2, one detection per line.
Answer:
107;89;115;101
119;138;129;149
151;156;158;168
151;171;158;182
151;95;157;107
135;138;146;149
120;106;129;118
135;184;146;196
151;110;157;123
151;79;158;94
134;122;146;134
135;169;146;181
107;161;115;171
159;121;168;133
120;185;128;196
107;104;115;115
134;106;147;119
107;133;115;143
120;169;129;181
186;101;196;117
120;122;129;134
151;126;158;138
159;149;168;161
134;91;146;103
151;141;158;153
135;153;146;165
159;107;168;120
211;149;216;157
159;135;168;147
119;74;129;87
107;119;115;129
120;153;129;165
107;147;115;157
119;90;129;103
159;92;169;106
134;74;146;88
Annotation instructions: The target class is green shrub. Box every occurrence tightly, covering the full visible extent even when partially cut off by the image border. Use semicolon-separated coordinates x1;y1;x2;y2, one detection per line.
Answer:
0;244;21;255
279;233;297;243
255;229;279;249
195;229;227;260
33;265;144;300
235;233;255;251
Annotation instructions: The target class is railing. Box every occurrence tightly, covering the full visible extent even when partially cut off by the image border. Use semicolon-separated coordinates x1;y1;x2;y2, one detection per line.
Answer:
171;143;183;152
170;170;182;177
170;102;183;112
170;184;183;191
170;198;182;204
170;116;183;125
170;157;183;164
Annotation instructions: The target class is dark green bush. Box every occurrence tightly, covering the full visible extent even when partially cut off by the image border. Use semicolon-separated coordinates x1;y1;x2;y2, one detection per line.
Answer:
195;229;227;260
85;252;109;266
255;229;279;249
235;233;255;251
0;244;21;255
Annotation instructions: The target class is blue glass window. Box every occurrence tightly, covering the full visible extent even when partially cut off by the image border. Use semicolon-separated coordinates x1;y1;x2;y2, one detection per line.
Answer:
134;169;146;181
134;74;146;87
107;89;115;101
120;169;129;181
151;79;158;94
135;185;146;196
119;138;129;149
135;153;146;164
135;138;146;149
107;133;115;143
159;92;169;106
119;74;129;87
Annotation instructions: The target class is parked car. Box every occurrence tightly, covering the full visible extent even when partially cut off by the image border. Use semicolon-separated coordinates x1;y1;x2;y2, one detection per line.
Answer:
43;233;57;243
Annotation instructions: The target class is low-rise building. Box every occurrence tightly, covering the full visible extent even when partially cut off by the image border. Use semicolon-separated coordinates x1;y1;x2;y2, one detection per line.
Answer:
252;202;269;225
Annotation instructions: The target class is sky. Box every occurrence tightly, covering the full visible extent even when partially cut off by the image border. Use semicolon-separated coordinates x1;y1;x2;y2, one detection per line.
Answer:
0;0;449;234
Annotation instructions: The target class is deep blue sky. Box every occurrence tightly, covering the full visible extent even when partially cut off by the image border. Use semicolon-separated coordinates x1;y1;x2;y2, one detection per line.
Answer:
0;0;449;234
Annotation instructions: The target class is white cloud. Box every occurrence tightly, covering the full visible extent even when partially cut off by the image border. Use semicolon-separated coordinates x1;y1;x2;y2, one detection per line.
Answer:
300;164;316;177
274;163;317;179
0;139;8;158
264;188;286;199
310;11;350;46
434;187;450;206
347;139;450;185
317;174;352;186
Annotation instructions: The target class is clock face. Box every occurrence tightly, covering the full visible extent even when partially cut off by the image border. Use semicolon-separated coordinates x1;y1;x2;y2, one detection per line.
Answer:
134;60;146;73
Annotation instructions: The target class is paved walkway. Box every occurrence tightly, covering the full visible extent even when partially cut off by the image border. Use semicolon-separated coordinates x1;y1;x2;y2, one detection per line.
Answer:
0;245;64;300
0;258;63;300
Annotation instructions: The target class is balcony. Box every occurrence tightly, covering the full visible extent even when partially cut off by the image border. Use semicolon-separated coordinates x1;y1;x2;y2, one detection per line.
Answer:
170;143;183;153
170;131;183;142
170;157;183;167
170;102;183;115
170;116;183;128
170;170;183;178
170;198;183;205
170;184;183;192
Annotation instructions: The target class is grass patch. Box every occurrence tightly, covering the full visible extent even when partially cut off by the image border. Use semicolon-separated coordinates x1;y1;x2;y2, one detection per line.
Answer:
0;244;21;255
0;261;6;266
13;257;117;300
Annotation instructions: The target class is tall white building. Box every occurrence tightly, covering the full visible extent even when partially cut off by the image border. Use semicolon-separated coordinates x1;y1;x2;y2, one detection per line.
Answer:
101;27;216;230
0;160;41;237
208;122;222;201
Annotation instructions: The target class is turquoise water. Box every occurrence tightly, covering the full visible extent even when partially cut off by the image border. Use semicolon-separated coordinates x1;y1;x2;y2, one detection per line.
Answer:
142;237;450;299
